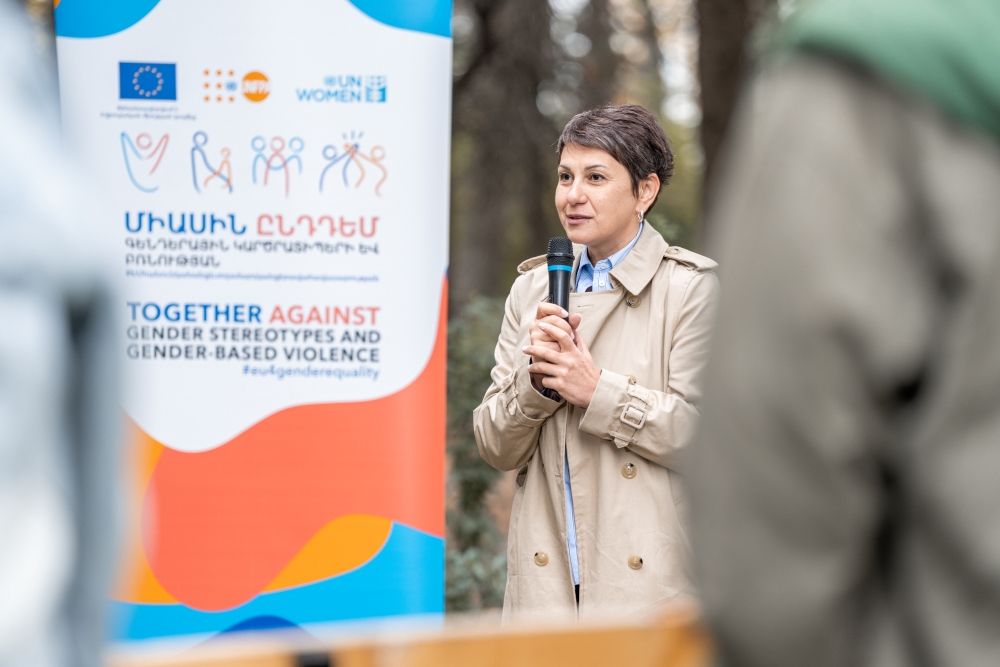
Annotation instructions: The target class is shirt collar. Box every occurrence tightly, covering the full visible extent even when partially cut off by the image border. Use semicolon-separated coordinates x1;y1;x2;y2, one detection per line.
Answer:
570;222;669;295
580;222;644;272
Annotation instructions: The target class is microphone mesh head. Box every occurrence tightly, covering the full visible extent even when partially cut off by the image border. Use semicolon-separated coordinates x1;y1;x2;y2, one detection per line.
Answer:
547;237;573;258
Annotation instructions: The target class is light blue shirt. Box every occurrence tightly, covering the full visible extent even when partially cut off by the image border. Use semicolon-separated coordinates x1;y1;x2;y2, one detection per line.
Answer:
564;222;643;586
575;222;644;293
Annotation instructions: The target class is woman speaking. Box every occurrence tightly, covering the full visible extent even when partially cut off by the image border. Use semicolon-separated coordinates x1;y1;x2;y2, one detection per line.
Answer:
473;104;719;618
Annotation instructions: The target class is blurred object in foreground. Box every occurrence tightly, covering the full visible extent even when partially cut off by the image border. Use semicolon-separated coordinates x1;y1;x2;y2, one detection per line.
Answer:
691;0;1000;666
106;601;710;667
0;1;119;667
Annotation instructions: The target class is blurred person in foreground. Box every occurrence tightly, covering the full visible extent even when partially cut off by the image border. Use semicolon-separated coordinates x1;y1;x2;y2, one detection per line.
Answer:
475;105;719;619
0;2;119;666
689;0;1000;665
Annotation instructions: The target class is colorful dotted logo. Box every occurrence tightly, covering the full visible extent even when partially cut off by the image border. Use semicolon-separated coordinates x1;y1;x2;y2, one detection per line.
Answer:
242;72;270;102
203;69;236;103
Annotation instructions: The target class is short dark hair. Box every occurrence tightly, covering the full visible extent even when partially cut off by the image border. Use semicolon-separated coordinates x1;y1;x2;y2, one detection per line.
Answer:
557;104;674;214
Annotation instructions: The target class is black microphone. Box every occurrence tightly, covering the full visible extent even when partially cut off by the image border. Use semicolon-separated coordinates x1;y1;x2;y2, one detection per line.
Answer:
541;238;574;403
547;237;574;316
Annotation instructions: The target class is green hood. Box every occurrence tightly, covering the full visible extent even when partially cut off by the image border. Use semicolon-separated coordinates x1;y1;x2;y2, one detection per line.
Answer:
780;0;1000;141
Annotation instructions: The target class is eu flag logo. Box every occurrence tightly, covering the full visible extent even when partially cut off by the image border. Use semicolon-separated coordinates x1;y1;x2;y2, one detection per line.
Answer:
120;62;176;100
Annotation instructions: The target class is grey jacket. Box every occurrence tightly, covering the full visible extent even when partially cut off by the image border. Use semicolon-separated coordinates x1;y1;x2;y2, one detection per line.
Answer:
690;55;1000;667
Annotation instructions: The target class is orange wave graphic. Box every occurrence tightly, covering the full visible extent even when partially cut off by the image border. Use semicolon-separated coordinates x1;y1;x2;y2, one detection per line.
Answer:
263;514;392;592
114;436;395;603
123;282;446;612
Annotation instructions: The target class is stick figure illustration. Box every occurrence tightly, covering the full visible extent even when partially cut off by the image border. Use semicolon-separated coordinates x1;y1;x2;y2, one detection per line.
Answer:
122;132;169;193
319;131;388;197
192;132;232;193
203;148;233;192
263;136;291;197
286;137;304;175
349;144;387;197
341;131;365;186
191;131;213;193
251;136;268;184
319;144;353;193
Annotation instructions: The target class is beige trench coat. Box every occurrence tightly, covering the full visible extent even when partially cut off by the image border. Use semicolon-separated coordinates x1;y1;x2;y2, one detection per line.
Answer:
474;224;719;620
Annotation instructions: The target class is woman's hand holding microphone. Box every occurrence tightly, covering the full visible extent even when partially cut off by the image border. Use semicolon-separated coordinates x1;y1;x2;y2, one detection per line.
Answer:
524;302;600;409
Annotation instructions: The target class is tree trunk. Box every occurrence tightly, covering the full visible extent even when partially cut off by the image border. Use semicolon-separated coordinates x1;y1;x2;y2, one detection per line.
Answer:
450;0;558;307
697;0;776;211
576;0;618;111
696;0;749;198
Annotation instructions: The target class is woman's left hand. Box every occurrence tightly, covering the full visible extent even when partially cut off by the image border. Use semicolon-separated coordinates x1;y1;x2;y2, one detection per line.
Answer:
523;318;601;409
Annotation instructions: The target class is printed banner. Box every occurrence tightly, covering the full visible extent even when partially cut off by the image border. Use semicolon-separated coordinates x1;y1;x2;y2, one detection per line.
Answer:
54;0;451;642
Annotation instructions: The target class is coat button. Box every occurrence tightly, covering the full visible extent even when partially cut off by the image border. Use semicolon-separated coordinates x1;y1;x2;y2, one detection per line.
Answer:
534;552;549;566
666;247;679;255
628;556;643;570
626;295;641;307
622;463;636;479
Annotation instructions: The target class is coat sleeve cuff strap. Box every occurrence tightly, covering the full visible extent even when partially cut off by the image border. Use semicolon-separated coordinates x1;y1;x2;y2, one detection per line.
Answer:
504;362;562;426
579;370;652;447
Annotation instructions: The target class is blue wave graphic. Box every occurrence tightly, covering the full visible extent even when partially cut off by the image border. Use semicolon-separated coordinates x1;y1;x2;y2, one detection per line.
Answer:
55;0;452;38
109;523;443;641
55;0;161;38
346;0;452;37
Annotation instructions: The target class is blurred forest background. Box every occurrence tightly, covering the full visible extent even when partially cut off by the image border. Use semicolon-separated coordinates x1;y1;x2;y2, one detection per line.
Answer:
21;0;784;613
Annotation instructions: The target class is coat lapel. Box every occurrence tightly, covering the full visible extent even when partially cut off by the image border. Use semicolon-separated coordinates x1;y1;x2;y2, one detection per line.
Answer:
609;223;668;296
567;225;667;351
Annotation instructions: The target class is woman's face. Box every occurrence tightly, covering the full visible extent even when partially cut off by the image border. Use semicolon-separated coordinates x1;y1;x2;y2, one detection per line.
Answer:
555;143;658;261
